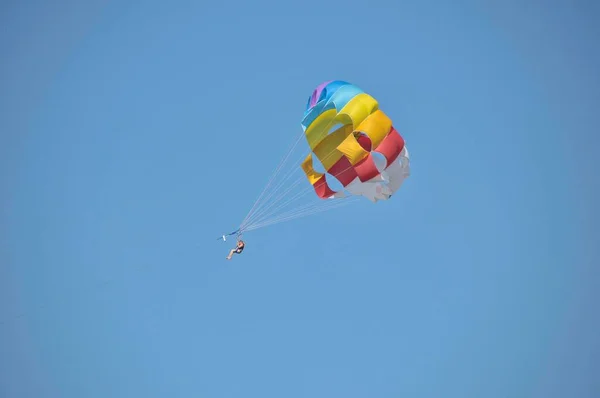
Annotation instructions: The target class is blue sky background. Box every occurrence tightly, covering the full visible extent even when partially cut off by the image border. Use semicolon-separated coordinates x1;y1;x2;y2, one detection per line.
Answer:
1;0;599;397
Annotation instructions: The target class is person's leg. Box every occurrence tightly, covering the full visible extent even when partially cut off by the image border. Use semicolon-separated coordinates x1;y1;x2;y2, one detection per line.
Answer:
226;249;236;260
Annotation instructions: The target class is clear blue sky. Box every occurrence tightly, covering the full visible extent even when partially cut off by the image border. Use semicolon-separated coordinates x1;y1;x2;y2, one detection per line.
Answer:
1;0;599;397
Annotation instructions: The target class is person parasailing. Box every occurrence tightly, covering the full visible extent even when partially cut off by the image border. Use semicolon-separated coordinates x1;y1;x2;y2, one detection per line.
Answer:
226;239;245;260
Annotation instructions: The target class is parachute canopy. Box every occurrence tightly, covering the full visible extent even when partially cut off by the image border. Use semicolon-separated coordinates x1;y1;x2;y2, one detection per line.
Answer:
300;80;410;202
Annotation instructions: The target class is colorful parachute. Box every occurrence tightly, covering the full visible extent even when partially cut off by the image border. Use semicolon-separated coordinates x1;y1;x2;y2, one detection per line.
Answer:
234;81;411;234
300;80;410;202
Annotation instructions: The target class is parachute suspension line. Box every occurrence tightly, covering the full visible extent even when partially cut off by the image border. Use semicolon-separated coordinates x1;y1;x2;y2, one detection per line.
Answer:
241;140;365;230
240;118;372;232
243;202;346;232
241;145;387;231
239;133;322;231
243;179;315;229
243;197;358;232
240;129;361;231
240;176;307;230
239;130;306;228
244;143;335;226
239;131;303;227
240;107;339;227
241;171;324;231
249;196;357;230
238;155;307;230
